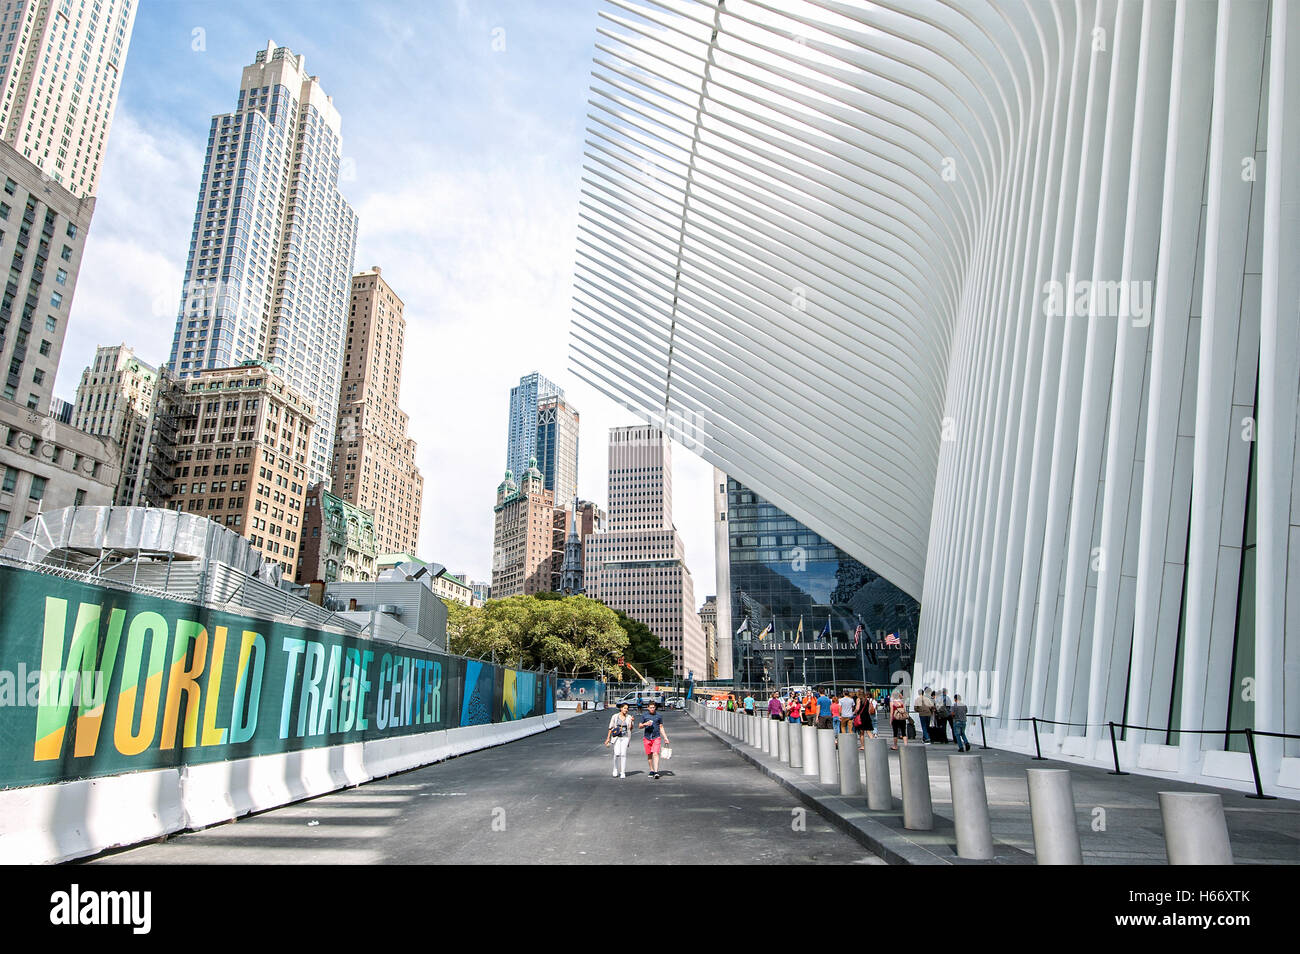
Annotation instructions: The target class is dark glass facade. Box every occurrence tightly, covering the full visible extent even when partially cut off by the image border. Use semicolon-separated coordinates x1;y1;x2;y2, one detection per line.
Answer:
725;478;921;690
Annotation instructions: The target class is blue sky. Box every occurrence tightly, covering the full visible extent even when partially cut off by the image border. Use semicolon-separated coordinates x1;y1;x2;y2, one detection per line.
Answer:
53;0;718;595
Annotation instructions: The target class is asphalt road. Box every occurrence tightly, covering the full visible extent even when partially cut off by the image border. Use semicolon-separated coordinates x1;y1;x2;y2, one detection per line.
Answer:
91;710;881;864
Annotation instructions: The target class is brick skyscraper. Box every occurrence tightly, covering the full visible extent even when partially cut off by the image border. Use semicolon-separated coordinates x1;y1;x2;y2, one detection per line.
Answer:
331;266;423;554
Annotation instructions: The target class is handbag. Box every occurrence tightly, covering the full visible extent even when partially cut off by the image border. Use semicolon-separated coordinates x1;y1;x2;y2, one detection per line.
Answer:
661;746;672;760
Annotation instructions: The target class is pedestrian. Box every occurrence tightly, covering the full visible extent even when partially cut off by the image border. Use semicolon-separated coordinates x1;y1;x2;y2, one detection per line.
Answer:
638;700;670;779
768;691;784;720
857;691;877;745
930;689;948;744
744;692;755;716
830;694;841;730
786;692;802;724
914;687;933;744
839;689;855;734
941;687;954;742
952;694;971;752
605;702;634;778
803;691;817;726
889;691;909;750
816;687;833;729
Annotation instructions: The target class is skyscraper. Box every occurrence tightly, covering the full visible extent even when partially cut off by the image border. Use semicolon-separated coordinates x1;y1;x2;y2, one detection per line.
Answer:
491;459;555;598
536;394;578;508
718;475;919;689
71;343;157;505
0;0;138;197
162;361;314;578
331;267;423;555
505;371;562;486
583;425;706;679
166;42;358;486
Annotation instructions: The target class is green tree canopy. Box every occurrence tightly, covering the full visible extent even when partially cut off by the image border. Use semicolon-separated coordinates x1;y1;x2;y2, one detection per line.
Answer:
442;594;628;677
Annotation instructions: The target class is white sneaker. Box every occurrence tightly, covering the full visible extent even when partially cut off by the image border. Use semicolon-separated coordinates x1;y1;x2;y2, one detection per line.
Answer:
620;772;626;778
612;768;619;777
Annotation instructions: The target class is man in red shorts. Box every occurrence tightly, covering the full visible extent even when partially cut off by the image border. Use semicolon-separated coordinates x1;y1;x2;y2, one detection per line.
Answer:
639;701;671;779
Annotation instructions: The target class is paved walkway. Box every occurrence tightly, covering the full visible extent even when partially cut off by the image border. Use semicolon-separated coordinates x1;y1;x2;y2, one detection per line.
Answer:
697;713;1300;864
90;710;881;865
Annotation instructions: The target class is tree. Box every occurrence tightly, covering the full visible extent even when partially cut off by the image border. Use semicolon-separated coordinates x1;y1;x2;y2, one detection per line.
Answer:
441;594;628;677
610;608;674;682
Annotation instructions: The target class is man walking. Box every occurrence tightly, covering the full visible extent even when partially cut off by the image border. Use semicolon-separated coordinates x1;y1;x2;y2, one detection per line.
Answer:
914;687;934;744
952;694;971;752
744;692;755;716
768;691;784;720
639;701;671;779
839;690;855;734
816;688;833;729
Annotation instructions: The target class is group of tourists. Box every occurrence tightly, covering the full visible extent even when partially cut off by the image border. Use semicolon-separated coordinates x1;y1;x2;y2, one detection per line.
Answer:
723;688;889;750
888;687;971;752
714;685;973;755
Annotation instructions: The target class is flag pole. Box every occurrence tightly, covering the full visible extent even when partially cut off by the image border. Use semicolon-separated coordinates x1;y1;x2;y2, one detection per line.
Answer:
828;613;837;691
858;615;867;688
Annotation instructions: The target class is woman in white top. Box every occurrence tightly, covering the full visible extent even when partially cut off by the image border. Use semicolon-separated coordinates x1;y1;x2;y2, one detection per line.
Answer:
605;702;634;778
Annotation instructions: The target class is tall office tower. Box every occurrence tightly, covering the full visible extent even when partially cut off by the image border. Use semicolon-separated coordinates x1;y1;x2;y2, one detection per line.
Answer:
536;395;578;507
718;475;920;689
583;425;705;678
491;459;555;598
166;42;358;486
331;267;423;554
505;371;562;485
71;344;157;505
0;0;138;197
0;142;93;412
162;361;314;578
699;596;718;680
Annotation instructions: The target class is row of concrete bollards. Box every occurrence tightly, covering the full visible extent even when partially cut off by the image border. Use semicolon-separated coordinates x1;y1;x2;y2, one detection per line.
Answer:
695;702;1234;864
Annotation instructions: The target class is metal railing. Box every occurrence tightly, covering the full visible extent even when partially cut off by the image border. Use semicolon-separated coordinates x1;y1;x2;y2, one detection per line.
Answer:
980;714;1300;801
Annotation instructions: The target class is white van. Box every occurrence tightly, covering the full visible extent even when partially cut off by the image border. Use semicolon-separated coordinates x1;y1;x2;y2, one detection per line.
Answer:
613;689;666;709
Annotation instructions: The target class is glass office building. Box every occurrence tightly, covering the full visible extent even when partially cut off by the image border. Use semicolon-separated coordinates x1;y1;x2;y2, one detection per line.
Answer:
722;477;919;690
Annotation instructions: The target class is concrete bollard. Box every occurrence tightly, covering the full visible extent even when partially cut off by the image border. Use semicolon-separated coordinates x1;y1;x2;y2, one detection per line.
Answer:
1159;792;1233;865
838;734;862;796
949;754;994;860
777;720;791;763
1027;768;1083;865
864;738;892;810
817;729;838;785
760;717;770;754
766;718;777;755
899;742;934;830
801;724;820;777
789;719;804;769
752;716;762;749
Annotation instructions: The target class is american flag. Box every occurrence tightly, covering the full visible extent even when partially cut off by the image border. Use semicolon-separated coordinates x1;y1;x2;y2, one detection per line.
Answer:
853;623;864;647
885;633;901;647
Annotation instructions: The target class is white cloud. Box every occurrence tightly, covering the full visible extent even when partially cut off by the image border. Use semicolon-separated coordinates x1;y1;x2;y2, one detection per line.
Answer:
54;110;203;395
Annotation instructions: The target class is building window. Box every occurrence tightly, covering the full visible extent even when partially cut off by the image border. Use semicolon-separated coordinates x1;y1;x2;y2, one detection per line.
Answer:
49;292;62;308
74;488;85;506
66;223;77;239
2;178;13;195
28;475;45;501
1;467;15;493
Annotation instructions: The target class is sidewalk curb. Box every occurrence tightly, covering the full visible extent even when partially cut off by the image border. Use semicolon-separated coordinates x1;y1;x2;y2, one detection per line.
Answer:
692;712;962;865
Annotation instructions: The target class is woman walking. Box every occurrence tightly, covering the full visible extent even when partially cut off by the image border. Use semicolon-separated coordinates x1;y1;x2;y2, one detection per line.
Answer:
889;691;909;750
604;702;634;778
